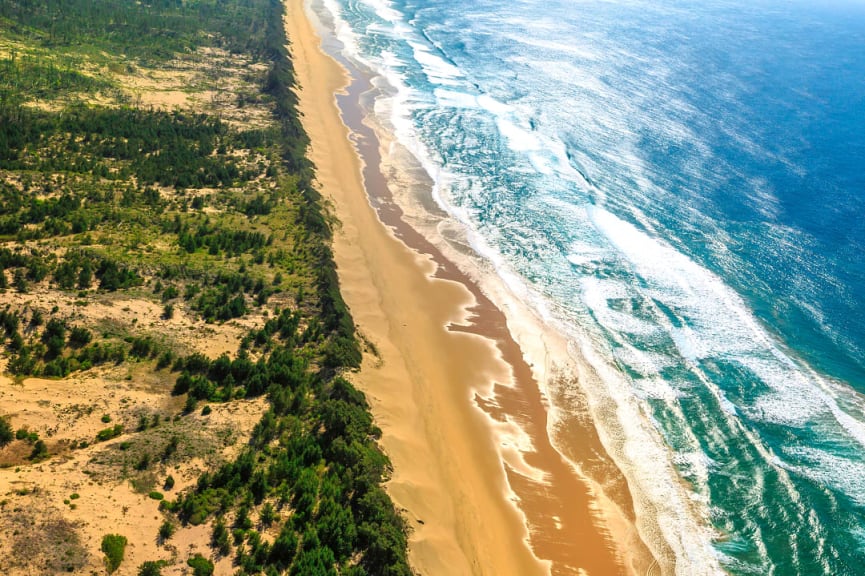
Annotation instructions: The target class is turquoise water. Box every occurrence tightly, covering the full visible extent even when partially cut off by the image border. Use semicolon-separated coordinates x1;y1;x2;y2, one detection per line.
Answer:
316;0;865;572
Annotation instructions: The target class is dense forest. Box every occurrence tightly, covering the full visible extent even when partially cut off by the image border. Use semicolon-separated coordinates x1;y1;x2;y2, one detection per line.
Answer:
0;0;410;574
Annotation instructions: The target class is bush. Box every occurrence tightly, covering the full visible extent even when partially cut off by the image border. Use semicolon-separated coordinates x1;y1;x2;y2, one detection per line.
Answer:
136;452;151;471
29;439;48;460
158;520;176;541
96;424;123;442
101;534;128;573
156;351;175;370
68;326;92;347
0;416;12;447
260;502;276;527
162;435;179;461
149;491;164;500
184;394;197;413
138;561;163;576
187;554;214;576
211;518;231;556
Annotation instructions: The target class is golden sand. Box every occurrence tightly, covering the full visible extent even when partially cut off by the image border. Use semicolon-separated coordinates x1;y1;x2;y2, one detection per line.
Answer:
283;1;662;574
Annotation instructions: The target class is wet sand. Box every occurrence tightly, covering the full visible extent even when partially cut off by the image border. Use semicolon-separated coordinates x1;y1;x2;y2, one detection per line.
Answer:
284;0;658;574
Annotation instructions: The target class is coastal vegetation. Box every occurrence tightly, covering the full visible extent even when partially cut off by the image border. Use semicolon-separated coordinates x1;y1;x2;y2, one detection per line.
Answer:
0;0;410;574
101;533;128;573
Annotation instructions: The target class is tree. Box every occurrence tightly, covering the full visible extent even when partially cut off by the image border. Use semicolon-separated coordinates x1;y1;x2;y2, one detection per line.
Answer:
290;545;337;576
13;269;27;293
260;502;276;527
29;439;48;460
186;554;214;576
317;498;356;558
77;262;92;289
184;394;198;413
211;517;231;556
101;534;128;573
269;525;297;570
0;416;13;447
138;561;162;576
42;317;67;359
158;519;176;541
69;326;92;347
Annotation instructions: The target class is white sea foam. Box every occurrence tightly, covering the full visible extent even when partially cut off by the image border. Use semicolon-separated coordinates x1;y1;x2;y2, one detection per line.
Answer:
358;0;401;25
781;446;865;507
634;375;681;402
672;451;714;488
588;206;865;428
433;88;479;109
669;325;709;362
406;40;462;86
318;0;370;68
586;204;865;524
580;276;661;337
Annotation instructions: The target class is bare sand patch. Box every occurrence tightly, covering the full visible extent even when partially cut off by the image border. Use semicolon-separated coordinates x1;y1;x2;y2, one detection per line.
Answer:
0;356;266;574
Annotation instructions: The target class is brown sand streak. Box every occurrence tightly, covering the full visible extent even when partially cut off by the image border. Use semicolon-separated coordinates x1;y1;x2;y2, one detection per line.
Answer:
284;0;655;574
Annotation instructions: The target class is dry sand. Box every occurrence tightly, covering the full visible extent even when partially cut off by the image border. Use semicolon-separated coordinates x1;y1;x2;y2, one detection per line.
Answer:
284;1;659;574
0;364;266;575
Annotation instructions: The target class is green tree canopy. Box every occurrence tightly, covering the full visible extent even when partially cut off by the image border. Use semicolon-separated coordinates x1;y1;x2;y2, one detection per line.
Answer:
101;534;128;574
0;415;13;446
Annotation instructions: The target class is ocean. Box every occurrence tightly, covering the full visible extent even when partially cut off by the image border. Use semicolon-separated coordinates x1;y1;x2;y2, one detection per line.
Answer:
310;0;865;573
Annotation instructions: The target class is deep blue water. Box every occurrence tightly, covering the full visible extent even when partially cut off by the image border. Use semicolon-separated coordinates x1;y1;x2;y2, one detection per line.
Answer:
318;0;865;572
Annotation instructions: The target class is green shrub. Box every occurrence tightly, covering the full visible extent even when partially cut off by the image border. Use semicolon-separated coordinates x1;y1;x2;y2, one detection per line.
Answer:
96;424;123;442
158;520;176;541
156;351;175;370
136;452;151;471
69;326;92;347
260;502;276;527
184;394;197;413
148;491;164;500
211;518;231;556
162;436;179;461
0;416;12;447
187;554;214;576
138;561;163;576
101;534;128;573
29;439;48;460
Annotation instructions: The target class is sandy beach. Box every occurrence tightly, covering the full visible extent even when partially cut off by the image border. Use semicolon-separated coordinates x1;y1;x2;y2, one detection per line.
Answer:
283;0;658;574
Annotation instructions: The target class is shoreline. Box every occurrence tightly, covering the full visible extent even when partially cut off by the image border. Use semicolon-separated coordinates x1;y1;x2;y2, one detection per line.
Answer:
283;0;657;573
